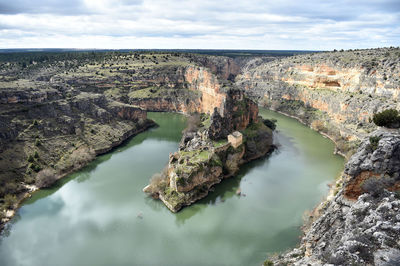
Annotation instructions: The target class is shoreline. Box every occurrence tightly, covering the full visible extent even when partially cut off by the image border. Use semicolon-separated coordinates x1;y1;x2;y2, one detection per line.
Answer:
0;119;156;234
271;108;348;159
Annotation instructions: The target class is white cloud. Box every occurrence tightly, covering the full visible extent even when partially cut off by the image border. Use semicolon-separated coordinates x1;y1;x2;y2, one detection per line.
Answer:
0;0;398;50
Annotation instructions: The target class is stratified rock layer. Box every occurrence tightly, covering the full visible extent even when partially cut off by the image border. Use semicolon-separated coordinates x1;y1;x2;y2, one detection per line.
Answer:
236;48;400;156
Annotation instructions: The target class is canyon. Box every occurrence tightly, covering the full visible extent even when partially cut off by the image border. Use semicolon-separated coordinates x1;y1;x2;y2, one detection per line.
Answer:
0;48;399;265
235;47;400;265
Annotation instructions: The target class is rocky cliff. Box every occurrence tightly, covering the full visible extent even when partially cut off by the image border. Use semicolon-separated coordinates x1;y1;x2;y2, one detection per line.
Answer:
237;47;400;157
0;51;245;231
236;48;400;265
143;89;274;212
272;129;400;265
0;88;153;199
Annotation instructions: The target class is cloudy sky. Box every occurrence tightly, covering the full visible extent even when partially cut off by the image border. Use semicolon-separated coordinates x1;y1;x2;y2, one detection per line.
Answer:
0;0;399;50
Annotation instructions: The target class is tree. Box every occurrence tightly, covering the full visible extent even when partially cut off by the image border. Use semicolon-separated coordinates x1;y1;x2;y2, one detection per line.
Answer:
372;109;400;128
35;169;57;188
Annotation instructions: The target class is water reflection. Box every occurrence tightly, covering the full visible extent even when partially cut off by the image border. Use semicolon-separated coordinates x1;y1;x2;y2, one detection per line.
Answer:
0;111;344;266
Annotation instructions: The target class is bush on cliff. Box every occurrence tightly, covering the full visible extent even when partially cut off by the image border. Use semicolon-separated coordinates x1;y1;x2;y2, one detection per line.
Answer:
361;177;395;198
369;136;381;151
35;168;57;188
147;167;168;193
372;109;400;128
263;119;277;131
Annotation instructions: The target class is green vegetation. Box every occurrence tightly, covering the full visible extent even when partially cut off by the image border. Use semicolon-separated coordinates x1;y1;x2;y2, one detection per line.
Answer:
27;154;34;163
372;109;400;128
263;118;277;131
200;113;211;128
163;187;186;209
128;87;166;98
369;136;381;151
263;260;274;266
242;121;264;138
28;163;41;172
213;139;228;148
35;138;41;146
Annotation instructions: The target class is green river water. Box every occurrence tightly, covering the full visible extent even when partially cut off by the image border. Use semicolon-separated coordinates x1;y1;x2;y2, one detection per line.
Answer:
0;109;344;266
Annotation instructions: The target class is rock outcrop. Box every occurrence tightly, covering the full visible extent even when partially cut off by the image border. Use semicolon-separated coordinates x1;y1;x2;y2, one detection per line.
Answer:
143;89;274;212
271;129;400;266
233;47;400;265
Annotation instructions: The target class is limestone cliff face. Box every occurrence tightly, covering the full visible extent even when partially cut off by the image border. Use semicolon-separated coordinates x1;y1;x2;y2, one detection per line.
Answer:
129;65;228;115
236;48;400;145
208;89;259;140
184;66;226;114
0;88;61;104
273;129;400;266
236;48;400;265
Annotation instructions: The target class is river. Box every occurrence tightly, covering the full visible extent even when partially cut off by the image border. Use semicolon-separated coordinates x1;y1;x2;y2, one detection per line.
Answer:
0;109;344;266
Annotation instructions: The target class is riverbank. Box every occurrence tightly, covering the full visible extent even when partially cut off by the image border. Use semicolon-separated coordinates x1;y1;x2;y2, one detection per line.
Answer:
0;119;156;234
271;128;400;265
272;109;348;159
0;111;343;266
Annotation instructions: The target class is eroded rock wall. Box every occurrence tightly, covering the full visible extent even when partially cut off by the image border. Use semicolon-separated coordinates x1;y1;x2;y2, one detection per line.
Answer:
273;129;400;266
236;48;400;145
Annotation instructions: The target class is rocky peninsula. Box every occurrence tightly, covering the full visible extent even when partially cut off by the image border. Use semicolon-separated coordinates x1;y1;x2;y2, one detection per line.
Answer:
143;88;274;212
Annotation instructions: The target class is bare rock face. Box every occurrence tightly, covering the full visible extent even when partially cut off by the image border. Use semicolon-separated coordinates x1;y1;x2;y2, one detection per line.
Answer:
273;129;400;266
208;89;259;140
345;129;400;178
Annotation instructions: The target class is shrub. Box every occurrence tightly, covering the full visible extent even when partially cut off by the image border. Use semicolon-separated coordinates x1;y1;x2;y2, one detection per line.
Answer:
369;136;381;151
311;120;325;132
35;139;41;146
34;151;39;159
361;177;395;198
263;119;277;131
147;172;167;193
27;154;34;163
35;168;57;188
69;146;95;169
29;163;41;172
263;260;274;266
3;194;17;209
55;146;96;171
372;109;400;128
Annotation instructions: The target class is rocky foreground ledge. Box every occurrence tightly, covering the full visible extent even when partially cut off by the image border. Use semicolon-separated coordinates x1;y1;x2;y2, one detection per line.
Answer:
143;89;274;212
271;128;400;265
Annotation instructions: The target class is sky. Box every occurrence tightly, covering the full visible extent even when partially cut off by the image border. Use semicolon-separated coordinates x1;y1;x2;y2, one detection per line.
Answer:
0;0;399;50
